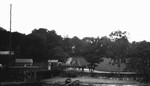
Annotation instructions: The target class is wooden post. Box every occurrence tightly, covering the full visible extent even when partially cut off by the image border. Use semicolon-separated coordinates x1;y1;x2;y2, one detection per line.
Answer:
34;71;37;81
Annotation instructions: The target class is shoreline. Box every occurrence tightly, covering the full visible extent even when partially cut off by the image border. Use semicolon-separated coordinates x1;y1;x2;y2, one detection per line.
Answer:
42;76;139;84
1;77;148;86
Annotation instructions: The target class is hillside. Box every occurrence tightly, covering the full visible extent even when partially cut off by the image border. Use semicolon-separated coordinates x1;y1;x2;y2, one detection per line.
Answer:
77;57;126;72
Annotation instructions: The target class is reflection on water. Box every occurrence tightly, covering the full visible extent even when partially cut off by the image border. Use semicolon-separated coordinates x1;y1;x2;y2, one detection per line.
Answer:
93;84;138;86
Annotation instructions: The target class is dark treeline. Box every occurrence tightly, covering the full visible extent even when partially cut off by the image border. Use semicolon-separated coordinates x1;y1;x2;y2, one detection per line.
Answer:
0;27;150;76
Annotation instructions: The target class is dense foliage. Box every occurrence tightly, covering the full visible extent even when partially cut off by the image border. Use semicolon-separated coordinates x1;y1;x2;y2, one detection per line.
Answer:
0;27;150;78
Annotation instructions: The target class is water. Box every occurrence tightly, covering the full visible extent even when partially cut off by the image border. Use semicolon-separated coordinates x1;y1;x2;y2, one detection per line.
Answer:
78;83;149;86
3;83;146;86
92;84;138;86
90;83;149;86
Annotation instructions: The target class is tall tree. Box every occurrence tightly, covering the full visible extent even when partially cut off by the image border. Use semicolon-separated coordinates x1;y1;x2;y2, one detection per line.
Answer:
82;37;105;73
0;28;9;50
127;41;150;73
62;37;73;55
126;41;150;82
23;28;64;62
71;36;84;56
108;30;129;75
47;46;69;62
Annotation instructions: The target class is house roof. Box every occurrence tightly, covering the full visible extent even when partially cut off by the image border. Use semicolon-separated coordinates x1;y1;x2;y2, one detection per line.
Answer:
15;59;33;63
0;51;14;55
48;60;58;63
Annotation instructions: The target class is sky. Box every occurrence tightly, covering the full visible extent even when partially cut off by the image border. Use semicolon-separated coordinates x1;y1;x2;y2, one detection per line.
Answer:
0;0;150;42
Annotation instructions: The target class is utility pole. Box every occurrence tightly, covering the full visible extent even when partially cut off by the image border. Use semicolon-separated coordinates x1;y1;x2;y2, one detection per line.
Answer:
9;4;12;66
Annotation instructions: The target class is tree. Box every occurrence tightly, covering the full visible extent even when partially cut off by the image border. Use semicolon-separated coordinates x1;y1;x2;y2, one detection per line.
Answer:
70;36;83;56
23;28;64;62
126;41;150;82
11;32;26;59
82;37;105;73
47;46;69;62
108;30;129;77
0;28;9;50
24;34;45;61
62;37;73;56
127;41;150;73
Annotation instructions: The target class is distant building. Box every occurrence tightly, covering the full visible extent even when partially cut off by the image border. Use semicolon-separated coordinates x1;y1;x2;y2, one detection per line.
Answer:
0;51;14;66
0;51;14;55
48;60;61;70
15;59;33;66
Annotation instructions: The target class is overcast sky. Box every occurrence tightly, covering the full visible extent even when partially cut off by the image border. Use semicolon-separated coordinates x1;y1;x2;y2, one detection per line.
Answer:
0;0;150;42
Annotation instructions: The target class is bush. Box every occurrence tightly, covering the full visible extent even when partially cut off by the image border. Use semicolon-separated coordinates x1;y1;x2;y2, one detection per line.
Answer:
65;71;78;78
